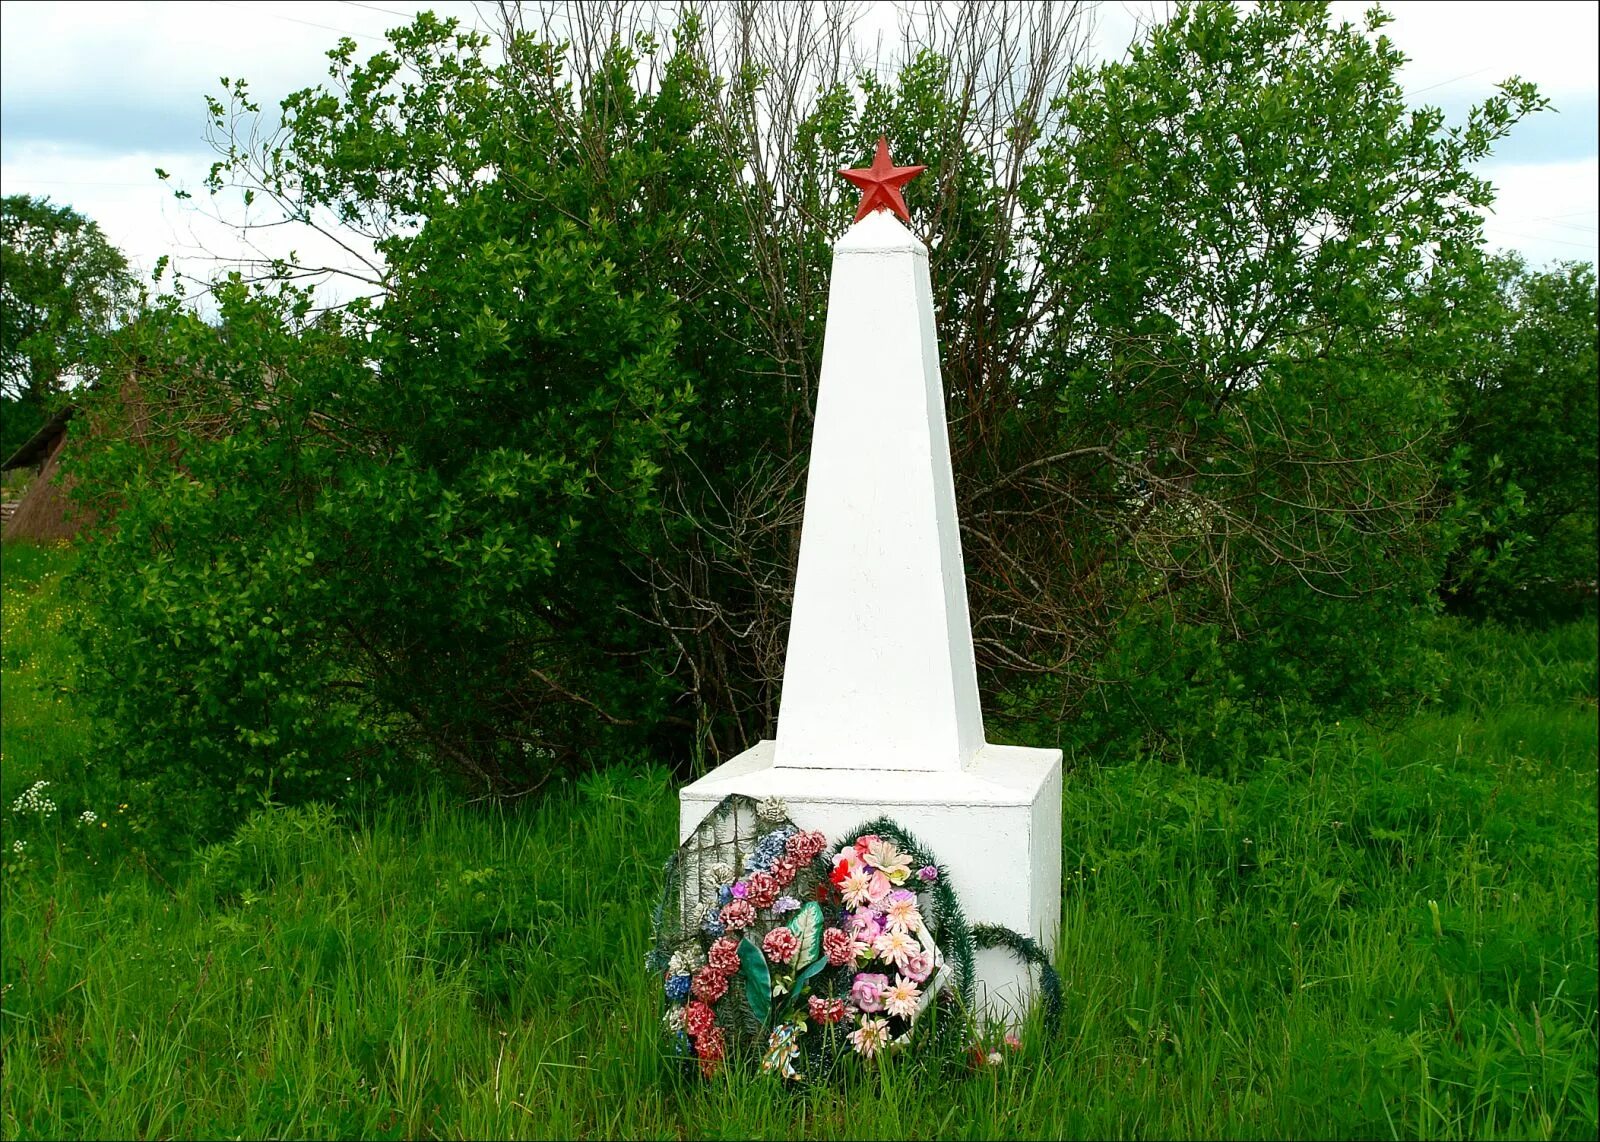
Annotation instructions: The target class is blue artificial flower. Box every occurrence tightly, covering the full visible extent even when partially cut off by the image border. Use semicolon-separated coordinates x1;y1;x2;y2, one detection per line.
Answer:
664;973;693;1003
674;1031;692;1056
746;826;798;873
702;904;726;937
771;895;802;916
718;884;734;905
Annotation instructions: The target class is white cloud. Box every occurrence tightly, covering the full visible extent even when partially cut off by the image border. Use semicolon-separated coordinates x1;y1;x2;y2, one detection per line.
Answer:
1480;156;1600;266
1331;0;1599;101
0;1;477;305
0;141;385;308
0;1;470;102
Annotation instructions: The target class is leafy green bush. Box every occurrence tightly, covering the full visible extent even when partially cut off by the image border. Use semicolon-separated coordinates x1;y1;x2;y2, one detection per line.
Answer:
990;1;1523;768
66;294;404;839
1435;256;1599;619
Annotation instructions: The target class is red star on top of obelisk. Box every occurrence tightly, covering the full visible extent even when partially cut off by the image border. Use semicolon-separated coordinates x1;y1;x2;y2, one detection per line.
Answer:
838;136;925;224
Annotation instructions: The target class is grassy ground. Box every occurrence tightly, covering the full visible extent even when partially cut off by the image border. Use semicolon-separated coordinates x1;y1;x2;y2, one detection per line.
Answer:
2;542;1596;1140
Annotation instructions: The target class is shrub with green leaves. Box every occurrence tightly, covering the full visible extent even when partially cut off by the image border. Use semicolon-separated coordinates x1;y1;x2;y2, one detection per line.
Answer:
1431;255;1599;619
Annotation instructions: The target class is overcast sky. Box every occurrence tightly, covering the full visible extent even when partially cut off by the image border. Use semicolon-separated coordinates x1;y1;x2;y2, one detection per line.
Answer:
2;0;1595;305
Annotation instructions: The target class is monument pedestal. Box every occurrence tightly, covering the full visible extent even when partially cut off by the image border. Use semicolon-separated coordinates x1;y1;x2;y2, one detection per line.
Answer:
681;741;1061;1022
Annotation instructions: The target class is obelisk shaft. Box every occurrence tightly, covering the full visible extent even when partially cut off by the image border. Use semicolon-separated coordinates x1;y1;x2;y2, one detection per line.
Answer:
773;210;985;772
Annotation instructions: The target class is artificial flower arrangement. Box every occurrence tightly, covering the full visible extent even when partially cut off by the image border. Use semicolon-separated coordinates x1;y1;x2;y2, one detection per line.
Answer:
649;794;1015;1081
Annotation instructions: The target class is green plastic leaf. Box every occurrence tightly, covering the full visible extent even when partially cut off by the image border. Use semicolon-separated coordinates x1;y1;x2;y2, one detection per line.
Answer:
786;901;824;965
737;936;772;1027
791;954;830;1001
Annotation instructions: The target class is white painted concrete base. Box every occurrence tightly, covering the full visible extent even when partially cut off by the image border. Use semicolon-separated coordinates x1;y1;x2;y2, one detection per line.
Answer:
679;740;1062;1025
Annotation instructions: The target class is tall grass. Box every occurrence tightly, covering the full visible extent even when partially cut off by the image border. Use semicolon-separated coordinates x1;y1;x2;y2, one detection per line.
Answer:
2;543;1596;1139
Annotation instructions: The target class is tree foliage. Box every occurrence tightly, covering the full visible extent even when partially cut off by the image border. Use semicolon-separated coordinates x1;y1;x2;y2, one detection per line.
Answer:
1434;255;1599;617
1;195;133;457
66;1;1566;830
991;1;1546;761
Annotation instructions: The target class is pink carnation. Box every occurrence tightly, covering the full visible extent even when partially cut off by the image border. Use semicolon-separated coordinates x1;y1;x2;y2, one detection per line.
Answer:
771;856;799;886
808;995;848;1024
691;966;728;1004
719;899;755;931
763;926;800;965
695;1025;726;1076
787;829;828;863
745;871;780;908
684;1000;716;1037
707;938;741;976
822;927;857;967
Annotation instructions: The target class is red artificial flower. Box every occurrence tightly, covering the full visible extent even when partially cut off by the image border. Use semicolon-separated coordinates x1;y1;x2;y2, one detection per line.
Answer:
762;926;800;965
745;871;780;908
683;1000;715;1037
719;899;756;931
808;995;848;1025
695;1025;726;1077
771;856;799;886
786;830;827;863
691;966;728;1004
707;938;741;976
821;926;856;967
830;857;852;886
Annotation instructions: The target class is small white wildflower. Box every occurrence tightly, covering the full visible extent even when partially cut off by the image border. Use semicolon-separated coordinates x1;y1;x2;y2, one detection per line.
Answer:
987;1051;1004;1067
78;810;99;826
12;780;56;815
10;839;25;854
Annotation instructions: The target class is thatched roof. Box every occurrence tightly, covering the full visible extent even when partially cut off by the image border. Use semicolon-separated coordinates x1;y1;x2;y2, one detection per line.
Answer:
2;405;75;472
1;424;81;542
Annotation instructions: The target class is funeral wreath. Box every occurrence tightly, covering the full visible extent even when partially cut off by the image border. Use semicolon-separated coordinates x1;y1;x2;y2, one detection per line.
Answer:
648;794;1059;1080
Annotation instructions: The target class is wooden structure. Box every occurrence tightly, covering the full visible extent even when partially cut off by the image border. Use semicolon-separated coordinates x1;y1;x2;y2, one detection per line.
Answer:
1;406;81;542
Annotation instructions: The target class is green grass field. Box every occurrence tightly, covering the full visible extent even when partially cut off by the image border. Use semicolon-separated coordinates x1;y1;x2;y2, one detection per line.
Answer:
2;543;1596;1140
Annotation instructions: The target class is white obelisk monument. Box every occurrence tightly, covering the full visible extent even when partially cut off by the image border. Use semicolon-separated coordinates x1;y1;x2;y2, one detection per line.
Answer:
680;139;1061;1017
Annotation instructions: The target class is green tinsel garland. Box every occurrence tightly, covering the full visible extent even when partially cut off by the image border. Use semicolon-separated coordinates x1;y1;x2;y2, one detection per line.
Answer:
970;923;1064;1037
